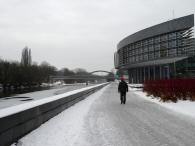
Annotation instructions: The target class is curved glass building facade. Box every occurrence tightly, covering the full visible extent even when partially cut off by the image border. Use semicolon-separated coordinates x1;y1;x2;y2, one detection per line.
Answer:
115;14;195;83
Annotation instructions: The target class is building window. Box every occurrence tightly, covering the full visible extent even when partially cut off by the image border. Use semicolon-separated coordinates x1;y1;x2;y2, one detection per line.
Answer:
178;47;186;55
129;57;132;63
132;44;135;50
149;52;154;60
135;55;139;62
168;49;177;57
160;42;168;57
132;50;135;55
160;49;167;57
143;46;148;53
154;51;160;58
148;45;154;52
154;44;160;51
143;40;148;46
177;39;183;47
186;46;195;56
129;57;133;63
132;56;135;62
168;40;177;48
135;48;139;55
140;47;143;54
136;42;141;49
148;38;153;45
161;35;168;42
144;53;148;60
168;32;176;40
129;50;132;57
154;36;160;44
176;31;184;39
139;54;143;61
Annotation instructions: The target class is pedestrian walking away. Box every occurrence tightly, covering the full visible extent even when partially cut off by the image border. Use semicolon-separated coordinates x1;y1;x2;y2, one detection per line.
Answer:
118;77;128;104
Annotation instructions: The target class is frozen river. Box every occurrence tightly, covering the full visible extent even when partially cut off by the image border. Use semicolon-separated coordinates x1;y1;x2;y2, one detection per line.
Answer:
0;84;92;109
12;83;195;146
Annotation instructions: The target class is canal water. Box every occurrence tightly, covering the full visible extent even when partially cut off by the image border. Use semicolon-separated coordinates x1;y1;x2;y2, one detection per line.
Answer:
0;86;51;98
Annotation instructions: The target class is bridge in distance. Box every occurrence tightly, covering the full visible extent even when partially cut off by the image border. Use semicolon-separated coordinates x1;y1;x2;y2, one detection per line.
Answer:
50;70;115;81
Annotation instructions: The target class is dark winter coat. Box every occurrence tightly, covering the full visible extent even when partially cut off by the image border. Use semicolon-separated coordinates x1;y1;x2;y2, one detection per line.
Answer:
118;81;128;93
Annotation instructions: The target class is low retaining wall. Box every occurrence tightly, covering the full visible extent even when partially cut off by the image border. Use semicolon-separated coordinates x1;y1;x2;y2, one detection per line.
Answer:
0;83;108;146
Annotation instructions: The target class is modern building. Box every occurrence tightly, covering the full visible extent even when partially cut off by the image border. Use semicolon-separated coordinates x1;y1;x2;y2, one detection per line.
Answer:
114;14;195;83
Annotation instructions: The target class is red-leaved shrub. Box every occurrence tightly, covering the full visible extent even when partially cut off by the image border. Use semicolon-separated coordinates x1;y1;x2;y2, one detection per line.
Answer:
143;79;195;102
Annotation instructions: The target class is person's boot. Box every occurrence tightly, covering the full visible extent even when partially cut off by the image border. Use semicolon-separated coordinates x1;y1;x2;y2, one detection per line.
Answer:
123;97;126;104
123;97;125;104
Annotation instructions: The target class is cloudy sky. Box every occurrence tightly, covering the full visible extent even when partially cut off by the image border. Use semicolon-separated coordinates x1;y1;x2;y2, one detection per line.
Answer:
0;0;194;71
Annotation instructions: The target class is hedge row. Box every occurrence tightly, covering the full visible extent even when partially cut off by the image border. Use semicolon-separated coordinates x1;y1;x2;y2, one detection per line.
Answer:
143;79;195;102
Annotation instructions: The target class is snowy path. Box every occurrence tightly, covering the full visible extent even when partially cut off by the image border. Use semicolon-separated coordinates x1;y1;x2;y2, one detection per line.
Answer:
14;83;195;146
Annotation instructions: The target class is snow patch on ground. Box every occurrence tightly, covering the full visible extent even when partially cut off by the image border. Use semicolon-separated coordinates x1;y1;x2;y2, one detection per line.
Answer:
130;86;195;119
11;84;109;146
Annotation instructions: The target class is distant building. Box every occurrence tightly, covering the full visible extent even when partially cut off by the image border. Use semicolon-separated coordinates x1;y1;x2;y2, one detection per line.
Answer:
114;14;195;83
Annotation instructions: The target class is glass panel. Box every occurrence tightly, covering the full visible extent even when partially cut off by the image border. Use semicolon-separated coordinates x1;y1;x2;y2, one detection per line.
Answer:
132;49;135;55
143;40;148;46
138;55;142;61
135;55;139;62
168;49;177;56
144;53;148;60
161;35;168;42
168;40;177;48
154;44;160;51
178;47;186;55
148;38;153;45
143;46;148;53
149;52;154;60
168;33;176;40
135;48;139;55
136;42;141;48
129;50;132;57
176;32;183;39
177;39;183;47
160;42;168;57
132;56;135;62
154;37;160;44
154;51;160;58
148;45;154;52
140;47;143;53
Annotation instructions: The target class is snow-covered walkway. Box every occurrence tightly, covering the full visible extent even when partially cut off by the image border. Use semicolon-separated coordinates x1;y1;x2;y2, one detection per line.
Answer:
13;83;195;146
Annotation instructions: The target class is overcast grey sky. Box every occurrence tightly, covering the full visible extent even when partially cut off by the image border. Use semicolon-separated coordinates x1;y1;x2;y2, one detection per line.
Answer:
0;0;194;71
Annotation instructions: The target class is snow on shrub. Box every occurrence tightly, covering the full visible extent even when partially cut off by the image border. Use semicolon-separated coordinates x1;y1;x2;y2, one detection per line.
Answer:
143;79;195;102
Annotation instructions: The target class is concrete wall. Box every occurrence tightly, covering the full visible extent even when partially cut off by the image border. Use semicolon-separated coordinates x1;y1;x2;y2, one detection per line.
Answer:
0;83;108;146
